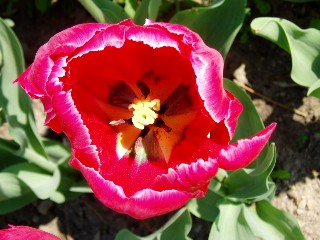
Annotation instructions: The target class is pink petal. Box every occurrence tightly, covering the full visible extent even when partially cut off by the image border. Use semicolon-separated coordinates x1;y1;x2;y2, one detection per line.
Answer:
157;157;219;194
0;225;59;240
50;87;100;170
216;123;277;170
16;23;109;98
144;21;231;123
71;158;190;219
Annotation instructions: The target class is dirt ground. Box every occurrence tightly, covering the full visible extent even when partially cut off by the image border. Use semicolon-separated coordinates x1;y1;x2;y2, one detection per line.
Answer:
0;1;319;239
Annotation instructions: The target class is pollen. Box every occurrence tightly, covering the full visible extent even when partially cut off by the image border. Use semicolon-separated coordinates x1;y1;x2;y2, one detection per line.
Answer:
129;98;160;130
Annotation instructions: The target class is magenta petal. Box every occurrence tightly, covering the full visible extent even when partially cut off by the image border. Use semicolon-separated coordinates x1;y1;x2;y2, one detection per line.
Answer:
72;158;190;219
217;123;277;170
160;158;219;194
16;23;109;98
0;225;59;240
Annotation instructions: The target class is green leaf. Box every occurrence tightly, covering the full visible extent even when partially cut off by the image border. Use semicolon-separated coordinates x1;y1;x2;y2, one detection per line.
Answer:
124;0;138;18
243;200;305;240
224;144;276;201
0;173;37;214
0;138;56;172
251;17;320;98
209;200;304;239
115;208;192;240
78;0;129;23
253;0;271;14
0;17;48;158
187;187;222;222
222;79;276;201
271;169;291;180
134;0;162;25
3;163;60;199
170;0;247;58
223;79;264;140
42;139;71;165
209;200;256;240
70;180;93;193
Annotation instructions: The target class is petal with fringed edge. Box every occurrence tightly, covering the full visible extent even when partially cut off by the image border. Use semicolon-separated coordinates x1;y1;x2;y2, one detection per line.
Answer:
216;123;276;170
0;225;59;240
71;158;191;219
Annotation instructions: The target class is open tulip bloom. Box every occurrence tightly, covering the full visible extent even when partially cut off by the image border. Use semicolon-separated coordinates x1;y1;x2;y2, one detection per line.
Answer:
16;19;276;219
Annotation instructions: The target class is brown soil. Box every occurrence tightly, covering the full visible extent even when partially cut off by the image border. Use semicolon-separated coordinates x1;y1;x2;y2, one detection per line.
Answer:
1;1;320;239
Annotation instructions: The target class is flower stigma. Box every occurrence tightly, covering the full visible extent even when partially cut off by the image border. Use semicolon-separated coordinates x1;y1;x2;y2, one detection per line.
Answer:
129;98;161;130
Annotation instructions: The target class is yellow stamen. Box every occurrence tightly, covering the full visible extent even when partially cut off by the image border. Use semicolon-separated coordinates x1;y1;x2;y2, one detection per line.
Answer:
129;98;160;129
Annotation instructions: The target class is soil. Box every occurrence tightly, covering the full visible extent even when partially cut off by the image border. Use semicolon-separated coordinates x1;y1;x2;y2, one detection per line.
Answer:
0;1;320;239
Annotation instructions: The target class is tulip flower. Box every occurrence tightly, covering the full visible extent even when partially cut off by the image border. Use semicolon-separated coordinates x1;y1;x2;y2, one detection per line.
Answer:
0;225;59;240
16;19;276;219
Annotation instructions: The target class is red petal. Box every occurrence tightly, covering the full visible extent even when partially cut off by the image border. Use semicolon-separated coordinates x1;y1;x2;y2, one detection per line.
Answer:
216;123;276;170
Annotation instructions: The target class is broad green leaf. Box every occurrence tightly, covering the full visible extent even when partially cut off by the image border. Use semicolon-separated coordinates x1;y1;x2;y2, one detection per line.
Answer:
42;139;71;165
251;17;320;97
187;188;222;222
79;0;129;23
271;169;291;180
3;163;60;199
253;0;271;14
50;174;83;203
0;138;56;172
70;180;93;193
224;144;276;201
223;79;264;140
0;17;48;158
223;79;273;171
124;0;138;18
0;138;24;169
209;200;256;240
243;200;304;240
170;0;247;58
115;208;192;240
222;79;277;201
0;173;37;214
134;0;162;25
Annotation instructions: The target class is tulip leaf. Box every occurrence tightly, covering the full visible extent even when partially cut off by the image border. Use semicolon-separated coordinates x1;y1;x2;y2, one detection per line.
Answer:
223;79;276;201
134;0;162;25
223;79;264;140
124;0;138;18
187;186;222;222
115;208;192;240
209;200;256;240
42;139;71;165
170;0;247;58
251;17;320;98
0;18;48;159
70;180;93;193
209;199;304;239
78;0;129;23
3;163;60;200
0;138;56;172
0;173;37;214
223;79;274;173
243;200;304;240
223;144;276;201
